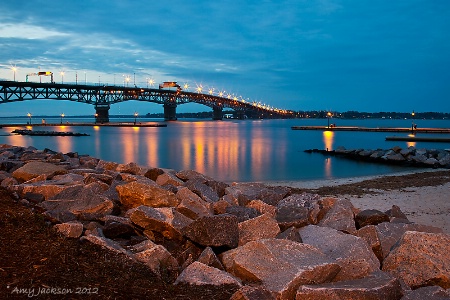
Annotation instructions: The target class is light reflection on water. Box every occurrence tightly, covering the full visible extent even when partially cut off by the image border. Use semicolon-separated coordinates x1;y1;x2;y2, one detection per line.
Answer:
1;118;449;182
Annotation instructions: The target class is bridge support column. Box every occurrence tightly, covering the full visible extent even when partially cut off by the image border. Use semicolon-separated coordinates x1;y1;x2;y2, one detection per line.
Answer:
164;103;177;121
95;105;110;123
236;110;246;120
212;106;223;120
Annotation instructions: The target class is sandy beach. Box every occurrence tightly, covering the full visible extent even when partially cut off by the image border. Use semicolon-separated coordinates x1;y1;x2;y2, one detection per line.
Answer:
264;169;450;234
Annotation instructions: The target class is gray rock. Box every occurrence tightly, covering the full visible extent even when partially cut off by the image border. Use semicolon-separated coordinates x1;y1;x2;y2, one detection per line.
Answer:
226;206;260;222
299;225;380;281
401;286;450;300
225;183;290;206
276;227;302;243
276;193;321;231
221;238;340;300
296;271;402;300
185;178;220;203
182;214;239;248
382;231;450;289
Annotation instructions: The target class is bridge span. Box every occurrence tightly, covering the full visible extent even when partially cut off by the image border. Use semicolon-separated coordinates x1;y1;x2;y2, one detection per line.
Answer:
0;81;294;122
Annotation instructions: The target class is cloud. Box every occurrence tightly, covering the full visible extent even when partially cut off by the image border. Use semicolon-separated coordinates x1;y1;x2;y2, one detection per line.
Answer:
0;23;68;39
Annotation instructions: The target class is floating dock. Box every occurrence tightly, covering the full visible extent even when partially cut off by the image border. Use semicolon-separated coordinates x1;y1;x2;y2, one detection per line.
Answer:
291;126;450;134
0;122;167;128
11;129;89;136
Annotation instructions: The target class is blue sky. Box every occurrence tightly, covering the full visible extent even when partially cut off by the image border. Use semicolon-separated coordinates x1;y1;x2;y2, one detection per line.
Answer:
0;0;449;116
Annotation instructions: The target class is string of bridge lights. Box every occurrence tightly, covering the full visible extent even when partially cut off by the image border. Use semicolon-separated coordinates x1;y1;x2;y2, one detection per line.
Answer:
6;66;288;113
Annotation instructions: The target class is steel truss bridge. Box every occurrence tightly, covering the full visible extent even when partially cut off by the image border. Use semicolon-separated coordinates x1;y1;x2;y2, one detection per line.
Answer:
0;81;294;122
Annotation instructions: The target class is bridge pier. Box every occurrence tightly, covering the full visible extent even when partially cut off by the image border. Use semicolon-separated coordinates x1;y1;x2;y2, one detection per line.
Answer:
95;105;110;123
164;103;177;121
236;110;246;120
212;106;223;120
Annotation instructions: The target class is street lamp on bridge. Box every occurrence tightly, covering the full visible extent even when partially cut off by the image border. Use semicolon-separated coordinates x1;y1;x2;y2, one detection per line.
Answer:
60;71;64;84
11;66;17;81
27;113;32;125
60;113;65;124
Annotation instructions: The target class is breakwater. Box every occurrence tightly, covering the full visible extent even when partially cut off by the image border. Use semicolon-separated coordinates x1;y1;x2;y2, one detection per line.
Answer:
305;146;450;169
0;143;449;299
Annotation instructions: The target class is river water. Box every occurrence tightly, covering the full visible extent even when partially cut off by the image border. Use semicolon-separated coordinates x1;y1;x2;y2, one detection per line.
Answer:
1;117;449;182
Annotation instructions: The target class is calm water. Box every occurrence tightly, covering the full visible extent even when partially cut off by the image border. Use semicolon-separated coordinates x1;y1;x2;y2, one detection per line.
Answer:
1;117;449;182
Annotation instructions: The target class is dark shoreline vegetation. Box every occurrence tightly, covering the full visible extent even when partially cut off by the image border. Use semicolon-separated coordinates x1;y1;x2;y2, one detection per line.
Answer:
0;110;449;120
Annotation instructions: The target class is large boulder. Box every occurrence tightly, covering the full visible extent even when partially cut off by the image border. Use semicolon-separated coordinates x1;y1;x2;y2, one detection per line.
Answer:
275;193;321;231
197;247;225;270
382;231;450;289
298;225;380;281
12;161;68;183
355;209;390;229
375;222;443;260
176;187;213;219
129;206;192;241
221;238;341;300
134;244;179;281
225;183;290;206
185;178;220;203
226;206;260;222
174;261;242;291
296;271;402;300
182;214;239;248
116;181;179;209
318;198;357;234
401;286;450;300
238;213;280;246
40;195;114;222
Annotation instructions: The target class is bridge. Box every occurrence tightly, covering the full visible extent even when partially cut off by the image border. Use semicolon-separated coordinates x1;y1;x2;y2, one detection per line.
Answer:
0;81;294;122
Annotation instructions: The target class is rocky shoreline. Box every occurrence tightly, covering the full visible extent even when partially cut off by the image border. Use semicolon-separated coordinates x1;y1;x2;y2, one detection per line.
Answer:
305;145;450;169
1;143;449;300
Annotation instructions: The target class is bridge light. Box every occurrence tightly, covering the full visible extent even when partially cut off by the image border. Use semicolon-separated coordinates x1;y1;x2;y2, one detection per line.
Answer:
183;83;189;90
208;88;214;95
218;91;224;97
11;66;17;81
134;112;138;125
196;85;202;93
60;113;65;124
60;71;64;83
27;113;32;124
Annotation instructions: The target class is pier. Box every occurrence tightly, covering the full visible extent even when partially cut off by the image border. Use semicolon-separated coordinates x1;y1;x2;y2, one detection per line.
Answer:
291;126;450;134
0;122;167;128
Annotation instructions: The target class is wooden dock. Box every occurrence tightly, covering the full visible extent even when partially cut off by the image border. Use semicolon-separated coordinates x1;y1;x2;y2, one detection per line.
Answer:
0;122;167;128
291;126;450;134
